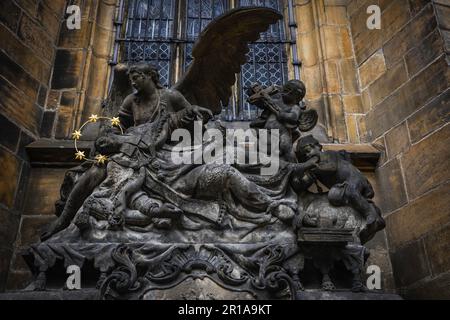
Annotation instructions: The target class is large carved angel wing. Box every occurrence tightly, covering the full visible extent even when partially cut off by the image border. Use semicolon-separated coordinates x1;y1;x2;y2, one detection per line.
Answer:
172;7;283;115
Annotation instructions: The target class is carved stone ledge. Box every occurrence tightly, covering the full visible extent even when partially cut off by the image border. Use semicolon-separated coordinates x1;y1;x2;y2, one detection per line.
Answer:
26;140;381;170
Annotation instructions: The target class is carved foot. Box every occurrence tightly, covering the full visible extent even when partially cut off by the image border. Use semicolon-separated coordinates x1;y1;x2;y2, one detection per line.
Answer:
360;216;386;244
351;280;367;293
321;275;335;291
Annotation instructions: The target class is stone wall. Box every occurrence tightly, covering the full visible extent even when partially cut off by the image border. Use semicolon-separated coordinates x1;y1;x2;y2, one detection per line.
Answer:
2;0;116;291
0;0;67;291
347;0;450;299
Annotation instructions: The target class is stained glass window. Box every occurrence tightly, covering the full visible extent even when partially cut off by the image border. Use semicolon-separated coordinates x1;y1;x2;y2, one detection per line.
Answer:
235;0;289;121
184;0;228;70
121;0;176;87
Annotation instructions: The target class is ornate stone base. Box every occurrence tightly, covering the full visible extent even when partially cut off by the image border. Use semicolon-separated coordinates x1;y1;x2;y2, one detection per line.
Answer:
0;288;402;300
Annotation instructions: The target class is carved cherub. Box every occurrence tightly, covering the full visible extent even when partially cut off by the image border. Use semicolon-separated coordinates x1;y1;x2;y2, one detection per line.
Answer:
294;135;385;244
248;80;318;162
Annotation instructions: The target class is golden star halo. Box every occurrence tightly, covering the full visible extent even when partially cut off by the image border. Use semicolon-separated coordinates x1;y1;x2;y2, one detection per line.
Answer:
73;116;123;164
111;117;121;127
95;154;108;165
75;151;86;161
72;130;82;140
89;114;99;123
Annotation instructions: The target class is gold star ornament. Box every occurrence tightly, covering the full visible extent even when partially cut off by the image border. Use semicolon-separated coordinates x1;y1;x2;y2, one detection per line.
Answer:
75;151;86;161
72;130;82;140
111;117;121;127
89;114;99;123
95;154;108;165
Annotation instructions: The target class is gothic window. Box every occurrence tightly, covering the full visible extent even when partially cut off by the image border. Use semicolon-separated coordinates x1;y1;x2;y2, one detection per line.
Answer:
115;0;292;121
120;0;177;87
184;0;229;70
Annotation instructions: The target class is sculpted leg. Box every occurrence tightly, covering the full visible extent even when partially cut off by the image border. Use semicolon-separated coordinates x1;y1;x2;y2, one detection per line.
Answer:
41;165;107;241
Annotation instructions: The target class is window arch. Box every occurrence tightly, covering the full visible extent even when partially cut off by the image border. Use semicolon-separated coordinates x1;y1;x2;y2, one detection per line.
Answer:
113;0;296;121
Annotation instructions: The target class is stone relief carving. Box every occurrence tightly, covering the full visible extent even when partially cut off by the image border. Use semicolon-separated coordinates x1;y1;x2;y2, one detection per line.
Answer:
21;7;386;300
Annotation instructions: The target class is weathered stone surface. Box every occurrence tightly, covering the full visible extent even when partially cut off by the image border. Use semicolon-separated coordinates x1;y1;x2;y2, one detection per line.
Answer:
55;91;78;139
18;216;56;248
302;65;323;100
402;272;450;299
51;50;84;90
0;148;21;209
367;61;408;107
13;162;30;212
298;32;319;68
375;159;408;214
0;0;21;32
41;0;66;16
40;111;56;138
5;270;32;292
345;115;359;143
372;135;388;165
328;94;347;142
324;61;341;94
390;239;430;287
358;50;386;89
46;90;60;110
23;168;66;216
58;18;91;49
14;0;39;17
408;0;430;17
17;14;54;64
0;113;20;152
339;59;359;94
408;89;450;144
379;0;411;44
384;121;410;159
0;51;40;102
323;26;353;60
365;55;450;140
424;223;450;276
37;86;48;108
296;2;315;34
435;3;450;30
383;4;437;68
36;1;62;41
386;182;450;248
350;1;382;64
16;131;35;161
342;95;363;114
0;249;13;292
0;24;51;84
402;124;450;199
405;29;444;77
0;208;20;251
325;5;347;25
0;76;43;136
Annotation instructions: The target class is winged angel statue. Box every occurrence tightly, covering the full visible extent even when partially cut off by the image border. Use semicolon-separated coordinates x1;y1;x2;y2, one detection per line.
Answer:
24;7;383;298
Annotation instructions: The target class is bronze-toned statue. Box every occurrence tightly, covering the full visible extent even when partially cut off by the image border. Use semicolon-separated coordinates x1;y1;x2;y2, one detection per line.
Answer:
248;80;318;162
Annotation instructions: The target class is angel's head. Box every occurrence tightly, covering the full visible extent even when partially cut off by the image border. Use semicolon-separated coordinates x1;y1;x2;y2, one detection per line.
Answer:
128;62;163;92
296;135;322;162
281;80;306;105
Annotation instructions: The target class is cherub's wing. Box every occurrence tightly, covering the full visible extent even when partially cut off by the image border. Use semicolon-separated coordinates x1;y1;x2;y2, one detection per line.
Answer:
172;7;283;115
102;64;133;117
298;109;319;132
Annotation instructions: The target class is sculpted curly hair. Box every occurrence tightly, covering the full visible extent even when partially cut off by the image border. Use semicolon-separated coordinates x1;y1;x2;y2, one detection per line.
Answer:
128;62;163;89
